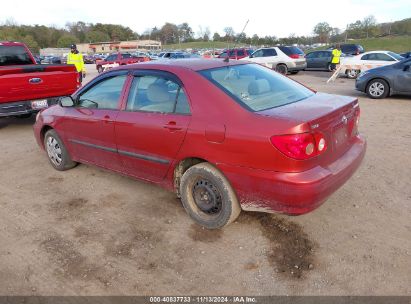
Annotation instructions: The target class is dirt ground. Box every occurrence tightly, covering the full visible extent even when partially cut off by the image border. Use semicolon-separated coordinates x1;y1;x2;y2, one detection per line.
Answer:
0;65;410;296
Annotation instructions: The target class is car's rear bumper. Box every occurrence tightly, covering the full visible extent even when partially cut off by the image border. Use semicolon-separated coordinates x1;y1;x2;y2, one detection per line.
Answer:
0;99;58;117
219;135;366;215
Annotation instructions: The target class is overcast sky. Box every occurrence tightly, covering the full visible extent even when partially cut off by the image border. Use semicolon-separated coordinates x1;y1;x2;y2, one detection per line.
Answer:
1;0;410;38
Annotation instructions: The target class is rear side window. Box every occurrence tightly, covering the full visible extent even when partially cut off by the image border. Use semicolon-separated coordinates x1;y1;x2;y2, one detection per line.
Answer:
0;46;33;65
122;53;132;59
279;46;304;55
126;75;190;114
199;64;314;112
342;45;355;53
263;48;277;57
237;50;245;57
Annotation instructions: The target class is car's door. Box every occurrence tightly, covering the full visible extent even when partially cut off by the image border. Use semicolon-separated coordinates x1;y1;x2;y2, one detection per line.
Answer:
262;48;278;67
62;72;128;171
320;51;332;68
115;71;191;182
394;61;411;93
305;52;316;68
307;52;321;68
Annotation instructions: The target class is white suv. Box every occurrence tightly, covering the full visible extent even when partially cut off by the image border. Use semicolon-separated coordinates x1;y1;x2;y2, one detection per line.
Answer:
242;46;307;74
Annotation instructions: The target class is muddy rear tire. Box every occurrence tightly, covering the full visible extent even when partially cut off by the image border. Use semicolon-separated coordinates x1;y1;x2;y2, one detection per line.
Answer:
180;163;241;229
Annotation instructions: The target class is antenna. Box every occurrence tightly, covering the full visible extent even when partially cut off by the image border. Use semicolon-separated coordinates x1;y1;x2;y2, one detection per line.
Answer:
224;19;249;63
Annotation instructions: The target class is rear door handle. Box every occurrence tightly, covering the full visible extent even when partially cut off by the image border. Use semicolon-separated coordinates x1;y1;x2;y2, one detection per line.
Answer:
163;121;182;131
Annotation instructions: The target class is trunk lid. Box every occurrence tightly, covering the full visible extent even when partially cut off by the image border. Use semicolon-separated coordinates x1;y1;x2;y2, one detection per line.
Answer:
0;64;78;104
258;92;360;165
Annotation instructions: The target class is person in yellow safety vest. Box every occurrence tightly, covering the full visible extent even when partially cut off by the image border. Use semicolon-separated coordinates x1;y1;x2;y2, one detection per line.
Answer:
67;44;86;84
331;44;342;71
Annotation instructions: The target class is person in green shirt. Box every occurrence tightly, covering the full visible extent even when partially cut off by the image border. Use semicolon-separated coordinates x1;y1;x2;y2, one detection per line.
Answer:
331;44;342;71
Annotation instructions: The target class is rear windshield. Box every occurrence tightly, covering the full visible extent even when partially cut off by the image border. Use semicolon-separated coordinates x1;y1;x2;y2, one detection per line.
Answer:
198;64;314;112
0;45;33;65
388;52;404;61
279;46;304;55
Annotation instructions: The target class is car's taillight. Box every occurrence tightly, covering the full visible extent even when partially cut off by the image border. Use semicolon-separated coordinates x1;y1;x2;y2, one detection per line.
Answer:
288;54;300;59
270;132;327;160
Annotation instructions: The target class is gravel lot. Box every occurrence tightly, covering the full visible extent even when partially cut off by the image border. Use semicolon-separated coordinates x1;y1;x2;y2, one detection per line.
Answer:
0;64;410;296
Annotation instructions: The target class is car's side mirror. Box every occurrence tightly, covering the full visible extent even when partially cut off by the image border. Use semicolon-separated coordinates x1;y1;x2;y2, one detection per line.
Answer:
249;54;253;58
59;96;75;107
403;64;410;72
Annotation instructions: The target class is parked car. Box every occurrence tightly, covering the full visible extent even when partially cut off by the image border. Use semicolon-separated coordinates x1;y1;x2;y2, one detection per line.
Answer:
242;46;306;74
355;58;411;99
41;56;62;64
399;52;411;58
305;50;333;71
96;52;149;73
328;44;365;55
341;51;404;78
33;59;366;229
217;48;253;60
83;55;95;64
0;41;78;118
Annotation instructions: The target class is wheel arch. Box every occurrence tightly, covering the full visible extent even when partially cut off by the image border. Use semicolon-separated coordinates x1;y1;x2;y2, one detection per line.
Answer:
366;77;392;93
173;157;209;197
40;125;54;148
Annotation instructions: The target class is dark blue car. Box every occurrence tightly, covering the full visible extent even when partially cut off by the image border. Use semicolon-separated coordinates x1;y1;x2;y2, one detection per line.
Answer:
355;58;411;99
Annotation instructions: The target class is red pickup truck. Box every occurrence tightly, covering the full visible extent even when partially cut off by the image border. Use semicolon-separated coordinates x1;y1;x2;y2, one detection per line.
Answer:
0;41;78;117
96;52;149;73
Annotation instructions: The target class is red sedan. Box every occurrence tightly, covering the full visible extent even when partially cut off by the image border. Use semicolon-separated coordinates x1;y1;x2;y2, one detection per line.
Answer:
33;59;366;229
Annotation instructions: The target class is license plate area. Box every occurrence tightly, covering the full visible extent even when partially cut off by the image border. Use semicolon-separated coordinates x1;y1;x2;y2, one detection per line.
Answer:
31;99;48;110
333;124;349;150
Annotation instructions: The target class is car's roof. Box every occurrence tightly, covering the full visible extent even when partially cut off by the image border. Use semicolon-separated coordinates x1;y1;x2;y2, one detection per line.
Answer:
362;50;391;54
118;58;249;72
0;41;26;46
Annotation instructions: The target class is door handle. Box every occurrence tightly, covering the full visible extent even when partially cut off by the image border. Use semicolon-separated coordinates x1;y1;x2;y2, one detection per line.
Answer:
163;121;182;131
103;115;114;124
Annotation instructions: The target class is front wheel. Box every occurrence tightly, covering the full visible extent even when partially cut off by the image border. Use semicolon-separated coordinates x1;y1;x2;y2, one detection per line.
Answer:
44;129;77;171
180;163;241;229
275;64;288;75
366;79;389;99
97;66;103;73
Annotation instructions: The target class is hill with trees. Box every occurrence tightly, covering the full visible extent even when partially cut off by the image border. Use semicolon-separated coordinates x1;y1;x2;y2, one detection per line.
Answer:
1;16;410;53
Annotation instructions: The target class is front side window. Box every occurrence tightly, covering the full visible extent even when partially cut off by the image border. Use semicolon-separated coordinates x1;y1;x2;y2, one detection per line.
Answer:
126;75;190;114
199;64;314;112
252;50;263;58
105;54;117;61
121;53;132;59
78;75;127;110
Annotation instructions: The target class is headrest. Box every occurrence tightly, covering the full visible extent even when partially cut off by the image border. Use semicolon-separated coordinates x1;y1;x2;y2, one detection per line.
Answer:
248;79;271;95
147;83;169;103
